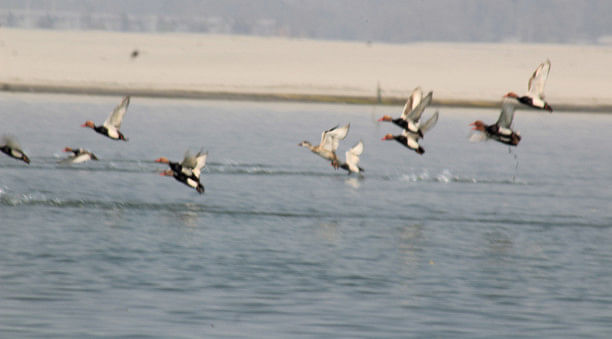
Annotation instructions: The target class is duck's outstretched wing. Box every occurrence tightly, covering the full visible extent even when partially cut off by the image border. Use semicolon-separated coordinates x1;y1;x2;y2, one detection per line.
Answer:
406;91;433;122
496;101;516;129
419;111;439;135
321;123;350;152
180;149;199;169
345;140;363;169
527;59;550;99
191;151;208;179
400;87;423;120
103;96;130;129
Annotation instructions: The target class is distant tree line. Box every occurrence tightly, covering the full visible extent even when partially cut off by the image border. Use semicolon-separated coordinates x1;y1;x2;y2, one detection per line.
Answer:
0;0;611;44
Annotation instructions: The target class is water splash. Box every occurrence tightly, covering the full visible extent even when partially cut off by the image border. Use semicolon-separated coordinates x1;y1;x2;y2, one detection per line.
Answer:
397;169;525;185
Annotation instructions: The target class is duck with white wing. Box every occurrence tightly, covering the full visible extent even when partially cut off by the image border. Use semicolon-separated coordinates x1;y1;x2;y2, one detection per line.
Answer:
299;123;350;169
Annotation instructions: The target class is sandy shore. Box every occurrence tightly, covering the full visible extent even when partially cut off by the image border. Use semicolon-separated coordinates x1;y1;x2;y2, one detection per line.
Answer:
1;28;611;111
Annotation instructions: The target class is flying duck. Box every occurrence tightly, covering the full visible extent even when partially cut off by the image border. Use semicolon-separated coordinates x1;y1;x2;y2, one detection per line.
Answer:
58;147;99;164
155;149;208;180
470;100;521;146
338;140;364;175
379;89;433;137
299;123;350;169
0;135;30;164
505;60;553;112
381;111;439;154
160;169;205;194
82;96;130;141
158;149;207;193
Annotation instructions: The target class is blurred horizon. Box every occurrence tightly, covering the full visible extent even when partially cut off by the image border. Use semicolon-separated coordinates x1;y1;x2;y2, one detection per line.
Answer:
1;0;612;45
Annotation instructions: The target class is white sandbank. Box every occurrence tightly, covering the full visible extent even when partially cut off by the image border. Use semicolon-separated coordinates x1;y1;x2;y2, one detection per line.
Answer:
1;28;611;109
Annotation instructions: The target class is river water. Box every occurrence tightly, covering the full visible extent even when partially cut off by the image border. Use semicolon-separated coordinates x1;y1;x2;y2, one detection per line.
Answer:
1;93;611;338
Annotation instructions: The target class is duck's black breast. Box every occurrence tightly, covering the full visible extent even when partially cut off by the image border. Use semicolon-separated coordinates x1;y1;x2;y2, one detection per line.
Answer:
0;145;10;156
395;135;408;145
169;161;182;173
94;125;109;136
519;96;534;106
392;118;408;130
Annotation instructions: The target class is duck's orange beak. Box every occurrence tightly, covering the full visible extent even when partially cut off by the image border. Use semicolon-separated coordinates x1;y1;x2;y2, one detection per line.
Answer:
159;170;173;176
63;147;72;152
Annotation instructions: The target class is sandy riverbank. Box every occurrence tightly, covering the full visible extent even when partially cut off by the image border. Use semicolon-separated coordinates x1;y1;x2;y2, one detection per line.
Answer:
1;29;611;111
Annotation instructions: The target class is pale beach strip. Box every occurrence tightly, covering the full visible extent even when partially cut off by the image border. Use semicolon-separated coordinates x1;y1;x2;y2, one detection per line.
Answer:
1;29;611;111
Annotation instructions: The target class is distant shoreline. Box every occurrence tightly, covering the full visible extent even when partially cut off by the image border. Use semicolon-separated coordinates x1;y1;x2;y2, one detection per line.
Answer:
2;82;611;113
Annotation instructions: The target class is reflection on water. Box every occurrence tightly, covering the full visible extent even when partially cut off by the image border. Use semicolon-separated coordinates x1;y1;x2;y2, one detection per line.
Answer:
344;177;362;189
316;220;340;243
398;223;425;270
175;210;200;228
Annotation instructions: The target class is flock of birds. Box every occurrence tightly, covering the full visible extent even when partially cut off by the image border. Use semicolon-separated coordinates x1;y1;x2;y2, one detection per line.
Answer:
1;60;552;194
1;95;208;194
298;59;552;174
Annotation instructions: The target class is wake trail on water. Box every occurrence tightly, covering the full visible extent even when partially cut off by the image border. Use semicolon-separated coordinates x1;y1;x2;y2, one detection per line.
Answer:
0;158;344;177
1;157;530;185
0;191;436;221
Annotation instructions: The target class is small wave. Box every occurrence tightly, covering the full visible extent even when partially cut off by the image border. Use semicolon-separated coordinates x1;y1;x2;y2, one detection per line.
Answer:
2;192;607;228
0;194;347;218
0;192;428;221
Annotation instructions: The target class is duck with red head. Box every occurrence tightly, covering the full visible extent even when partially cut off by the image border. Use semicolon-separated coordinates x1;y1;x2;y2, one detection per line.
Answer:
378;88;432;138
160;169;204;194
382;132;425;155
0;135;30;164
155;149;208;180
504;60;553;112
82;96;130;141
155;156;181;173
59;147;98;164
469;101;521;146
380;110;438;155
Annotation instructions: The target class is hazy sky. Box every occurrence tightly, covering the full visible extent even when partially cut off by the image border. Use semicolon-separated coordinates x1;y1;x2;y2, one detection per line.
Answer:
1;0;611;44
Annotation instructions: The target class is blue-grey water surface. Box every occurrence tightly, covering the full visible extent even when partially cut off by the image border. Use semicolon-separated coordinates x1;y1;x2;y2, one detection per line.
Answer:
1;93;611;338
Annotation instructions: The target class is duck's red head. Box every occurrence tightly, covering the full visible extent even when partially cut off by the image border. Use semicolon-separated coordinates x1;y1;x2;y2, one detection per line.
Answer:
381;133;394;141
63;147;73;152
155;157;170;164
160;169;174;176
504;92;519;99
470;120;486;131
81;120;95;128
378;115;393;122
